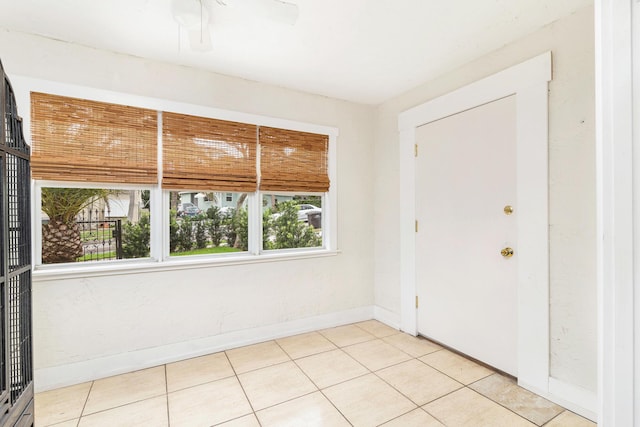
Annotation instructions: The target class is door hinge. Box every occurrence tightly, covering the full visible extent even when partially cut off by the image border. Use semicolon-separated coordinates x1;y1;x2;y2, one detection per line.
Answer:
414;144;418;157
415;220;418;233
415;295;419;308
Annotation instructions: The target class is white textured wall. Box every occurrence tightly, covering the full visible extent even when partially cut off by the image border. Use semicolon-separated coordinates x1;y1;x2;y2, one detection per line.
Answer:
374;6;596;392
0;6;598;395
0;30;376;390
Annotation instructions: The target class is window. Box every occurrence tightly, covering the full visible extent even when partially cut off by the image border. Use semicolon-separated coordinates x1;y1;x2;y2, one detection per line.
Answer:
169;191;248;256
40;187;151;263
258;127;328;252
161;112;257;192
29;90;335;270
258;126;329;193
262;194;323;250
31;92;157;265
30;92;157;184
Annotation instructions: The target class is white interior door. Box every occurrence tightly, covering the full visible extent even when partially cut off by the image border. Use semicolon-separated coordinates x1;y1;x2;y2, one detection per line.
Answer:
415;95;517;376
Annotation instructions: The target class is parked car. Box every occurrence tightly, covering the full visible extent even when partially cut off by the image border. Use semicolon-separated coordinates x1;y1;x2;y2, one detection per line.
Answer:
177;202;201;217
297;204;321;222
219;206;235;217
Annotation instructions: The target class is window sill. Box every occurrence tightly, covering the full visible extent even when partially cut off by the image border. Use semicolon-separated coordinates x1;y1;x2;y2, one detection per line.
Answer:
33;249;340;282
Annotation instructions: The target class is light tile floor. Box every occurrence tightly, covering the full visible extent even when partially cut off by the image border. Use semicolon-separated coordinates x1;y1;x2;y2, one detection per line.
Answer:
35;321;597;427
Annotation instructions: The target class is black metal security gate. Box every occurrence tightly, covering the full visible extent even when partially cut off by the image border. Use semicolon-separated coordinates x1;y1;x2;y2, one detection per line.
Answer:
0;61;34;426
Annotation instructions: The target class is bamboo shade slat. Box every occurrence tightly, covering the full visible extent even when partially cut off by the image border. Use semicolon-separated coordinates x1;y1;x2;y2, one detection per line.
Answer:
162;112;257;192
259;126;329;192
30;92;158;184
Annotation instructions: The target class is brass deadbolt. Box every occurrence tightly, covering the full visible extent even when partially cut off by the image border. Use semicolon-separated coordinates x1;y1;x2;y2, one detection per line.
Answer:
501;247;514;258
504;205;514;215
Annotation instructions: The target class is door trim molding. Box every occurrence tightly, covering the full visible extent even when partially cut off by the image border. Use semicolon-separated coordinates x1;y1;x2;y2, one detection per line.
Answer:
398;52;551;393
596;0;638;424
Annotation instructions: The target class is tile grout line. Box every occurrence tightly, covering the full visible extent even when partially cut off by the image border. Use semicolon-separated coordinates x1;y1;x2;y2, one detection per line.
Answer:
370;356;459;408
421;404;449;427
36;322;592;426
351;320;402;339
463;387;540;426
369;364;492;427
465;372;567;425
223;350;261;426
339;327;444;370
293;327;435;424
366;351;473;425
380;337;443;359
320;328;443;425
467;378;557;426
343;322;449;426
274;331;339;361
326;328;523;425
284;331;437;425
276;329;396;417
77;380;94;426
316;325;377;348
415;349;495;388
411;354;524;420
164;364;170;427
541;410;568;426
279;340;355;426
73;394;169;421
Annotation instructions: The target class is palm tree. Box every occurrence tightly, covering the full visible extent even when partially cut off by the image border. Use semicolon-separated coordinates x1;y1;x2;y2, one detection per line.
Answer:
41;188;112;264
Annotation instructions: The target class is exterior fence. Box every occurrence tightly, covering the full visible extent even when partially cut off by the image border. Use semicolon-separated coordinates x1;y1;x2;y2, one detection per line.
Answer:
76;210;123;261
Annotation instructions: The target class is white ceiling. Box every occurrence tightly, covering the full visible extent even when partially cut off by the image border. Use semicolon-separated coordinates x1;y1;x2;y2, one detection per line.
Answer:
0;0;592;104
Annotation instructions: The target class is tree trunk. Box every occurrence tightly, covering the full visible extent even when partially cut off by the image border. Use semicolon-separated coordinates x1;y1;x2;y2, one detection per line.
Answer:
234;193;248;248
127;190;139;223
170;191;179;211
42;220;83;263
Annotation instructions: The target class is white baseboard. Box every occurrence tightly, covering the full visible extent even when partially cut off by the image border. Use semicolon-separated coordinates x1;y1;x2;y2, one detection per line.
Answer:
35;305;375;393
520;377;597;422
547;377;597;421
373;305;400;330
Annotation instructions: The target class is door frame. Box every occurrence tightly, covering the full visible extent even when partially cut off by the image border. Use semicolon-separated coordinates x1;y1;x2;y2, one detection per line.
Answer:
596;0;638;424
398;52;551;394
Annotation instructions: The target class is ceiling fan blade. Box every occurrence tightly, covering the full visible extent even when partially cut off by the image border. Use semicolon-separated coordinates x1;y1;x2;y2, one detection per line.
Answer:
187;27;212;52
172;0;210;28
216;0;299;25
267;0;299;25
171;0;212;52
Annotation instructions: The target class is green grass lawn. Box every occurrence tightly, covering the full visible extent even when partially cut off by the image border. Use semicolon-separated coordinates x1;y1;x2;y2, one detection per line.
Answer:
171;246;243;256
75;245;241;261
77;251;116;262
80;229;113;241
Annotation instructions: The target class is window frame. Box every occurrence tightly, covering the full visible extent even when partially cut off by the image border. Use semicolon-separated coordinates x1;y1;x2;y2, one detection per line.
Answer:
33;180;160;267
162;189;255;259
258;191;327;253
17;77;338;278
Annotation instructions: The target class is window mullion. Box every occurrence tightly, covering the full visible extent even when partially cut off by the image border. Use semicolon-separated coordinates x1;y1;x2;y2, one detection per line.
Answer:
253;127;262;254
152;111;164;261
32;181;43;266
326;133;337;251
248;192;260;255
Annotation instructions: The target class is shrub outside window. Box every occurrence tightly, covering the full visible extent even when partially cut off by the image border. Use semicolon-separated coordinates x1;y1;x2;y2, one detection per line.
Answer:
169;191;248;257
262;194;323;251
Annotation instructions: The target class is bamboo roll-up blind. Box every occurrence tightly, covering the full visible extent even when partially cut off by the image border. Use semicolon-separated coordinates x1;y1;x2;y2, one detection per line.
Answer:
259;126;329;192
163;112;257;192
30;92;158;184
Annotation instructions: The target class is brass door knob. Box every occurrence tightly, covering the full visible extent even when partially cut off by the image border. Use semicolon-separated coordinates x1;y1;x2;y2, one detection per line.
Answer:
501;247;514;258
